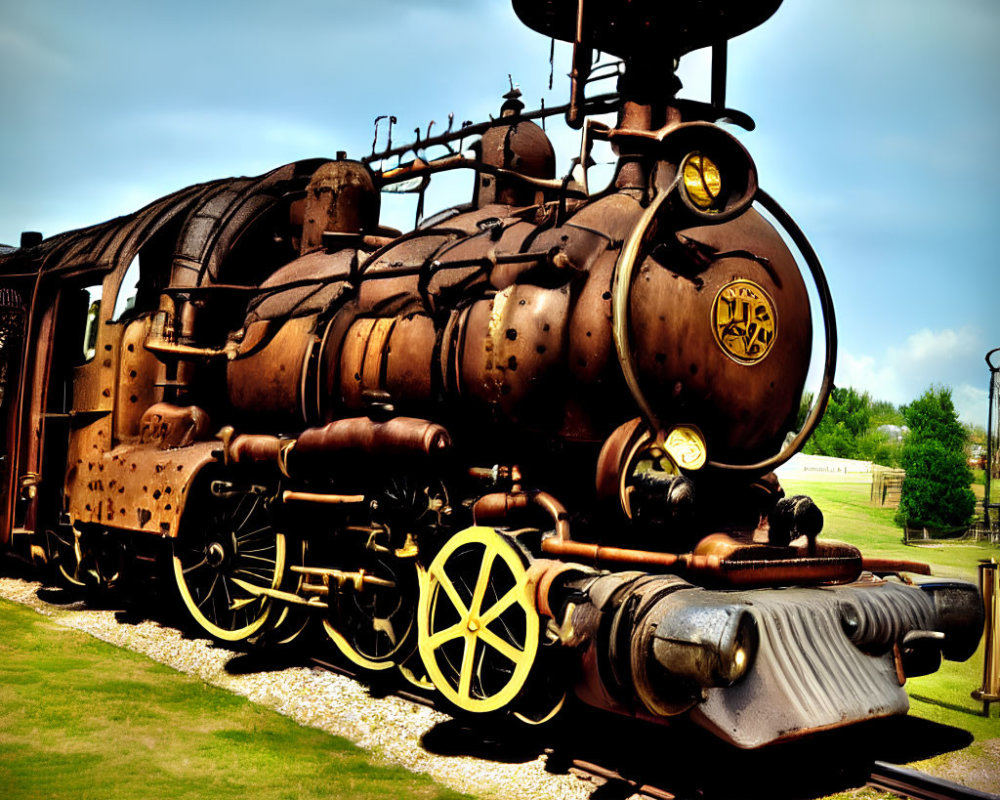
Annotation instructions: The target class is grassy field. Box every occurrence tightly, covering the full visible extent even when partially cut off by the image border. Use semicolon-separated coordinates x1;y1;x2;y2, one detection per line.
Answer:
781;479;997;582
782;479;1000;797
0;598;470;800
972;468;1000;506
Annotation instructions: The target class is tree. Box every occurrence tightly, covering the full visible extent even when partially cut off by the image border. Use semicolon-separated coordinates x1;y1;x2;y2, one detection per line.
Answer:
895;386;976;531
796;390;814;432
870;399;905;428
854;428;902;468
803;386;872;458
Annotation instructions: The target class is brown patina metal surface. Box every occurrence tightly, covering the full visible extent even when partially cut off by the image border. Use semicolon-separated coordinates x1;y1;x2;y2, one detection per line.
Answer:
0;0;984;749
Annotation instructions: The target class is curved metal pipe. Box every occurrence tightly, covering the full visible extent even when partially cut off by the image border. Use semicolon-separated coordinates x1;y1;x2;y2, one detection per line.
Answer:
610;180;678;434
861;558;931;576
476;490;859;585
610;181;837;474
706;188;838;472
474;489;676;566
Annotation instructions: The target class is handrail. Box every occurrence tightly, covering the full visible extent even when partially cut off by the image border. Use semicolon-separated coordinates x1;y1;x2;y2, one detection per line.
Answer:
705;189;838;472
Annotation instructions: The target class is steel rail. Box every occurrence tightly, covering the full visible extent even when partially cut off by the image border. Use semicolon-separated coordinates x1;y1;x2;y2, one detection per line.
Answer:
568;759;676;799
868;761;999;800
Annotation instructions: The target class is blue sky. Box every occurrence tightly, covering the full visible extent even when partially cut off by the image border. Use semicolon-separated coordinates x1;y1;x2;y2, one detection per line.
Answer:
1;0;997;424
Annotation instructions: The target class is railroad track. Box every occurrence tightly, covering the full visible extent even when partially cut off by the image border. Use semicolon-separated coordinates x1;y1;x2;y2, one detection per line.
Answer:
562;759;1000;800
310;655;997;800
868;762;1000;800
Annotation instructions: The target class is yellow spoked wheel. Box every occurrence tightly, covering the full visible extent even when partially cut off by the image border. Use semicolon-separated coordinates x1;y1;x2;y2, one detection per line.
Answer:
418;526;540;714
44;527;86;588
248;538;310;648
173;485;285;642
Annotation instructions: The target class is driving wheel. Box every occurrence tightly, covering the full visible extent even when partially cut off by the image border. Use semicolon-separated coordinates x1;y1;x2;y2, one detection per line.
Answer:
323;553;419;672
172;482;285;642
418;526;540;714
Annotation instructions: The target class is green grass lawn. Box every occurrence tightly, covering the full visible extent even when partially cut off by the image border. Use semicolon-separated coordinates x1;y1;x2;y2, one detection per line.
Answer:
782;479;997;582
0;599;470;800
972;469;1000;505
783;479;1000;797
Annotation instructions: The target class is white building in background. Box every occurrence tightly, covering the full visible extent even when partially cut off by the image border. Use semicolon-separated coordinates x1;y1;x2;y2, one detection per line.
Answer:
876;424;908;442
776;453;874;484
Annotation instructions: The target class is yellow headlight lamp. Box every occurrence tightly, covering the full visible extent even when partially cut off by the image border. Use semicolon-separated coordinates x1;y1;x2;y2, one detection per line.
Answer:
682;152;723;211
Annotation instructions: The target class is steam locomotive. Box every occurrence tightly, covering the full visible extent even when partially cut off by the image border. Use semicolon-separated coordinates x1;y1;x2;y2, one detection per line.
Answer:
0;0;984;748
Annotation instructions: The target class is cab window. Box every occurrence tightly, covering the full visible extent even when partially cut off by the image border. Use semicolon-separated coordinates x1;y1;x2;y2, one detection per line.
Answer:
78;284;102;364
111;255;140;323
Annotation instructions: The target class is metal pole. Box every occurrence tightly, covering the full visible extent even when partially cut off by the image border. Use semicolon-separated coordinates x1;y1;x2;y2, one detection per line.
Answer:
972;558;999;716
986;348;1000;527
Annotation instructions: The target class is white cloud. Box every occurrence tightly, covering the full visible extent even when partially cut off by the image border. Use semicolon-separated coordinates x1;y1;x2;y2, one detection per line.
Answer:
890;326;981;365
836;351;904;402
836;325;988;424
952;383;989;428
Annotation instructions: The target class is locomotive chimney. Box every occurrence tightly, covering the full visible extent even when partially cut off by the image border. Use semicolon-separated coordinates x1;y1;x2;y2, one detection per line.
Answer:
613;57;683;192
300;159;380;255
475;90;555;207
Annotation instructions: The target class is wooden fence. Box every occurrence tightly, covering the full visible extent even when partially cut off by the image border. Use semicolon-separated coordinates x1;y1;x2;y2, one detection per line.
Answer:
871;466;905;508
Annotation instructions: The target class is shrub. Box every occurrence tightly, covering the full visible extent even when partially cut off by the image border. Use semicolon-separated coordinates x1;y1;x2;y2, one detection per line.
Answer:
895;387;976;531
855;429;902;468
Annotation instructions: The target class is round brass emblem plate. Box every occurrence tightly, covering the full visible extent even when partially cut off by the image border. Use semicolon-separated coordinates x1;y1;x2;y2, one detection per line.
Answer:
712;279;777;364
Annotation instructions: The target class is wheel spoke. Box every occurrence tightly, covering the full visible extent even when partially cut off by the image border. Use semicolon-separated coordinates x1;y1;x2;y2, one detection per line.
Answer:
233;567;273;583
235;494;262;533
479;626;523;664
221;576;235;608
428;621;465;649
238;544;277;554
235;525;271;543
469;547;497;617
479;583;522;627
196;573;220;609
434;569;469;617
182;557;209;575
227;494;249;530
457;635;476;699
238;553;277;565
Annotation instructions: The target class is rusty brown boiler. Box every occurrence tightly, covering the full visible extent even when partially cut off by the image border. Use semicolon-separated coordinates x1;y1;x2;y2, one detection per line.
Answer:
0;0;984;750
227;152;809;470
